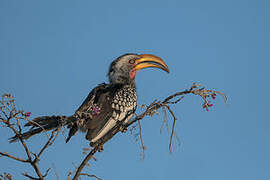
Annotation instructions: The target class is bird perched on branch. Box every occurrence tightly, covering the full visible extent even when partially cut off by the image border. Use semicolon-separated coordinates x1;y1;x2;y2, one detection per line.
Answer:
10;53;169;151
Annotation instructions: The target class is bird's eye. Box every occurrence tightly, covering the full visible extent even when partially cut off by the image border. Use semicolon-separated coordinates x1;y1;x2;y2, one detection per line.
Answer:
129;59;135;64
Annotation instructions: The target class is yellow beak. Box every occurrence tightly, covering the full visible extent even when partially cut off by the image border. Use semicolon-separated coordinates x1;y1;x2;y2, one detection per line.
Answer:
133;54;170;73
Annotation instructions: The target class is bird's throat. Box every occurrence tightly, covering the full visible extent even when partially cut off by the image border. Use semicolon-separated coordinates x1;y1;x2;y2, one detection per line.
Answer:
129;69;137;79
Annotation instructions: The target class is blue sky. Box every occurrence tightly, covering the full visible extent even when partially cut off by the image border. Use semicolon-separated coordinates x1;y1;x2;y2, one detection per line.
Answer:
1;0;269;179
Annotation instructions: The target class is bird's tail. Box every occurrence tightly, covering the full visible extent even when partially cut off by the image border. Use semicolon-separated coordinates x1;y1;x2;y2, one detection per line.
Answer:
9;115;77;143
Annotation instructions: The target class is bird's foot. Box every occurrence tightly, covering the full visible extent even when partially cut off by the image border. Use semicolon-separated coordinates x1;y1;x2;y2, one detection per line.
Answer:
119;125;128;133
98;143;104;152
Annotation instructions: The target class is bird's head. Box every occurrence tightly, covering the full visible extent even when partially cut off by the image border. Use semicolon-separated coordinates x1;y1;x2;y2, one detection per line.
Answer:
108;53;169;85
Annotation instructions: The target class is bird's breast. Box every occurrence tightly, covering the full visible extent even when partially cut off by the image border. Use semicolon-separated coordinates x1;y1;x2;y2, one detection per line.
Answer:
111;87;137;122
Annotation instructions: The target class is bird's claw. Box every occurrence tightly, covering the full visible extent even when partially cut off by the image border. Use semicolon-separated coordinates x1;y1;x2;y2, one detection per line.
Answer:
98;144;104;152
119;125;128;133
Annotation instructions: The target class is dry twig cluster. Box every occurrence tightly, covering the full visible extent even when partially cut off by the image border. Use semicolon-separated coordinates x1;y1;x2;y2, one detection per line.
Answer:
0;83;226;180
0;94;59;180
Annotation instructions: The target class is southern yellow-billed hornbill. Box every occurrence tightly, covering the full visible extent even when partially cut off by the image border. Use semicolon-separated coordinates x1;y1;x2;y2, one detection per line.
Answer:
10;53;169;150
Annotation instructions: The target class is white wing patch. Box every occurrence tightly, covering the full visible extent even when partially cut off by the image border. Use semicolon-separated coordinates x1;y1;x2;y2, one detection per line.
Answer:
91;117;117;143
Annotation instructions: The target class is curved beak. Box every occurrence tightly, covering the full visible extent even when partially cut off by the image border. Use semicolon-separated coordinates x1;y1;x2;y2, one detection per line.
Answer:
133;54;170;73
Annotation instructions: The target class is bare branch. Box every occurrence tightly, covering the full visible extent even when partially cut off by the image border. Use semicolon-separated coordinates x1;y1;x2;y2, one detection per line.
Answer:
137;120;146;159
0;152;28;163
165;105;177;153
22;172;40;180
36;129;59;162
80;173;102;180
160;106;170;135
22;168;50;180
70;83;226;179
0;94;58;180
1;83;226;180
52;163;60;180
72;146;99;180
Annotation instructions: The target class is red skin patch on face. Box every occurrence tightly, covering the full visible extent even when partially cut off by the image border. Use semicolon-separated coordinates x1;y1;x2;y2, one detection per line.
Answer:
130;69;137;79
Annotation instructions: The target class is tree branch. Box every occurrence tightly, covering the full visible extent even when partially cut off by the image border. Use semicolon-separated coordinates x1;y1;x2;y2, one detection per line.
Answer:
0;152;28;163
165;105;177;153
36;129;59;162
137;120;146;159
0;94;58;180
72;146;99;180
71;83;226;179
1;83;226;180
80;173;102;180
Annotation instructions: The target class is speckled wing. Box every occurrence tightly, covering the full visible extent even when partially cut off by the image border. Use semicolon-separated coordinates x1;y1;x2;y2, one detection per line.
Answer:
89;84;137;144
77;84;137;144
66;83;137;144
66;83;112;143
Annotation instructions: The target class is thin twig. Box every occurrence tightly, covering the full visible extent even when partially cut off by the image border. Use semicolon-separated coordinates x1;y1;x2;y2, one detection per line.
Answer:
165;105;177;153
22;172;40;180
80;173;102;180
72;146;99;180
22;168;50;180
137;120;146;159
52;163;60;180
36;130;58;161
0;152;28;163
160;106;169;135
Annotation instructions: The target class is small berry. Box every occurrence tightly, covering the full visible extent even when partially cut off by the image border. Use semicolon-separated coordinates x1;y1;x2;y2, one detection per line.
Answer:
211;93;217;100
25;112;31;117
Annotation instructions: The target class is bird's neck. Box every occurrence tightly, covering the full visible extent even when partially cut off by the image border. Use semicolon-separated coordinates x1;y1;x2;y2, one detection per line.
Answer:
111;80;136;89
128;79;136;88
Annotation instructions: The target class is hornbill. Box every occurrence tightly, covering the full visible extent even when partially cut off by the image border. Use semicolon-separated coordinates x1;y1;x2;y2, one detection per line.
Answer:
10;53;169;151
